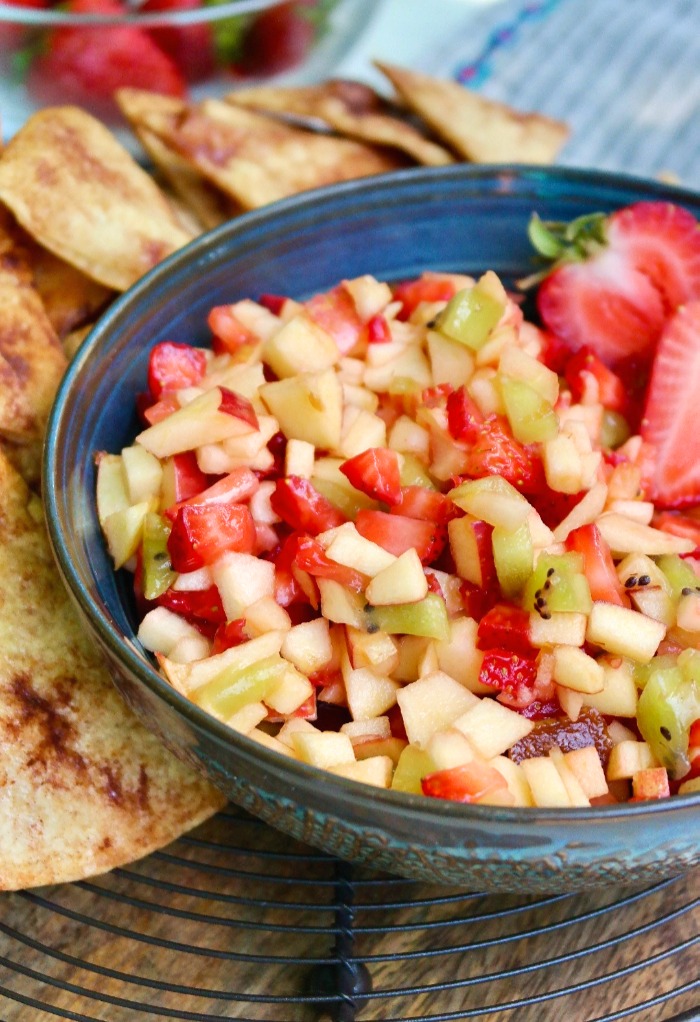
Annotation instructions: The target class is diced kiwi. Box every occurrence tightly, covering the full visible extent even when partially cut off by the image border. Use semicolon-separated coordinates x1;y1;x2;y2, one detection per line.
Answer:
435;285;504;351
522;552;592;616
141;512;176;601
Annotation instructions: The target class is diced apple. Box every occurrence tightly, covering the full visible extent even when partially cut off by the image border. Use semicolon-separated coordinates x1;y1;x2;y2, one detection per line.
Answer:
244;597;292;637
96;453;129;524
631;767;670;800
606;499;655;525
448;516;493;588
597;513;695;557
265;665;313;715
336;408;387;459
248;728;298;758
121;444;163;504
343;666;400;721
426;728;477;770
676;592;700;632
281;618;333;675
365;549;428;606
263;312;340;378
542;433;584;494
343;275;393;320
520;755;572;807
391;745;436;793
393;635;430;683
224;701;268;734
211;551;275;620
607;719;638;745
324;522;396;577
292;730;356;768
364;343;432;393
138;606;205;656
353;735;407;765
529;612;587;649
102;500;151;569
159;630;286;697
607;740;656;780
327;756;393;787
489;756;534;806
435;616;489;693
678;777;700;795
416;641;439;678
260;369;343;450
318;579;366;628
137;387;256;458
548;747;590;806
563;746;609;799
340;716;391;742
453;698;533;759
467;367;506;416
553;481;608;542
285;438;315;479
346;627;399;676
388;415;431;460
426;329;475;387
586;602;666;664
276;717;318;749
581;657;638;717
167;633;212;664
552;644;604;694
448;476;532;530
397;671;479;747
556;684;584;721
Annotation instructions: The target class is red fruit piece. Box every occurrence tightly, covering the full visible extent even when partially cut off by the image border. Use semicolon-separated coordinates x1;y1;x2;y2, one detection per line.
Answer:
164;465;259;520
237;1;315;77
211;618;249;655
446;386;483;444
141;0;215;83
293;535;366;591
653;511;700;552
271;476;346;535
641;301;700;507
392;273;457;321
157;584;226;629
355;509;445;564
530;202;700;370
148;341;207;400
564;347;628;415
305;285;363;356
421;761;507;803
478;649;538;700
340;448;401;506
461;415;544;493
365;314;391;344
218;387;259;429
477;604;535;658
167;503;256;572
565;523;627;606
26;0;186;119
207;305;257;354
391;486;457;523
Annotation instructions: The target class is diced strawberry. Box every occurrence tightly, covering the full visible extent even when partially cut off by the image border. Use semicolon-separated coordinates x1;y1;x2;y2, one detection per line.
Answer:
421;383;453;408
537;328;573;375
460;416;544;493
164;466;259;520
365;314;392;344
392;273;457;321
167;503;256;572
479;649;538;700
207;305;257;354
653;511;700;552
236;1;315;77
529;484;586;531
258;293;287;315
477;604;535;658
270;533;310;607
340;448;401;506
157;584;226;630
458;580;500;621
141;0;215;83
355;509;445;564
641;301;700;507
564;347;628;415
565;523;628;606
293;535;366;592
140;391;181;425
162;451;209;504
147;341;207;400
446;386;483;444
26;0;186;119
271;477;346;535
421;760;508;803
391;486;457;523
529;203;700;370
211;618;249;655
305;285;363;355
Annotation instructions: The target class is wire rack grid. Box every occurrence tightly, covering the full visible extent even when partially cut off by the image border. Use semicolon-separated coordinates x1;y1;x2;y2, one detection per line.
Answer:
0;805;697;1022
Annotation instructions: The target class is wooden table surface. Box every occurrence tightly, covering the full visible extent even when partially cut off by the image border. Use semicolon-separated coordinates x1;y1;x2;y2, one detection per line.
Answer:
0;807;697;1022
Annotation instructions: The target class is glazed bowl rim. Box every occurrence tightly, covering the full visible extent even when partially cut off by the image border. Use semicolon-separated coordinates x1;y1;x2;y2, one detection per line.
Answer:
44;162;700;831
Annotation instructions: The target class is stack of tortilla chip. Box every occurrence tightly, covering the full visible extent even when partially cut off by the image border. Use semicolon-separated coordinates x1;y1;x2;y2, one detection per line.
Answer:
0;63;568;888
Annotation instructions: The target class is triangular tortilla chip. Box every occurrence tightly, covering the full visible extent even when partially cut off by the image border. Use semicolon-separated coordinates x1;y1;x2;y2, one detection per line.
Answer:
0;451;225;889
226;79;455;168
0;219;67;443
143;98;407;210
0;106;194;292
0;437;42;490
117;89;238;232
376;62;569;164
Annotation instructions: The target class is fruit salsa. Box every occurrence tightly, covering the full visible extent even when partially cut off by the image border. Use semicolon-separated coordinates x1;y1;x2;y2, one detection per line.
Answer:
97;200;700;809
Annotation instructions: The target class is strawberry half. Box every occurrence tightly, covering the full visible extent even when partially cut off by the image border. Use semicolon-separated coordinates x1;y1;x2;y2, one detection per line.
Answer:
527;203;700;369
641;301;700;507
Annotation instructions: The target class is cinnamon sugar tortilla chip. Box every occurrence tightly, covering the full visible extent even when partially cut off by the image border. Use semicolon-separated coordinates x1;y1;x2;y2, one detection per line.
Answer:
376;62;569;164
226;79;454;167
0;106;194;292
117;89;238;232
0;451;226;889
0;220;66;443
24;240;113;340
144;98;406;210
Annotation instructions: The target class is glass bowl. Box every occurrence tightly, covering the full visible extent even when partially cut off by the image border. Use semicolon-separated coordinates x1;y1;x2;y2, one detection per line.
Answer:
0;0;375;139
44;164;700;892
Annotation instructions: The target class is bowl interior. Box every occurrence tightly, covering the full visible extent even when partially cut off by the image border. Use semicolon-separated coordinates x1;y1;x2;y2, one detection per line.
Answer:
45;164;700;832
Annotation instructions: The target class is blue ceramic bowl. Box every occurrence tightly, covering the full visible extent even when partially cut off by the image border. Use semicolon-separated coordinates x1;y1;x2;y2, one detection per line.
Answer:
45;165;700;892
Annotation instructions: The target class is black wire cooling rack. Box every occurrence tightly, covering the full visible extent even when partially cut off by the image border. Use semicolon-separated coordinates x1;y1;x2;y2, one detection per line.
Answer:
0;805;697;1022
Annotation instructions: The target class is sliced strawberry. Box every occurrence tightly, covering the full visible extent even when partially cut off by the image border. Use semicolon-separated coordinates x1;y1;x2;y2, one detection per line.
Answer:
27;0;186;119
167;503;256;572
164;466;259;520
355;509;445;564
391;486;457;524
460;415;544;494
477;604;535;658
479;649;538;701
211;618;250;655
392;273;457;321
365;314;392;344
157;584;226;629
565;523;627;606
641;301;700;507
446;385;483;444
340;448;401;506
564;347;629;415
529;203;700;370
293;535;367;592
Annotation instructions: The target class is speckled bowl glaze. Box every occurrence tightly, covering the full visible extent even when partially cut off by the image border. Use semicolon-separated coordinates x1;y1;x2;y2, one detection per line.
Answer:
45;165;700;892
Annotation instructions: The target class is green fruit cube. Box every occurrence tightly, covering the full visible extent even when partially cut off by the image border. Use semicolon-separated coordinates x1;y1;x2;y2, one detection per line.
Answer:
435;285;504;351
500;375;559;444
522;552;592;616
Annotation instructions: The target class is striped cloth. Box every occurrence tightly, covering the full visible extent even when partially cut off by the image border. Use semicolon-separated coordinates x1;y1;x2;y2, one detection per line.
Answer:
424;0;700;185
